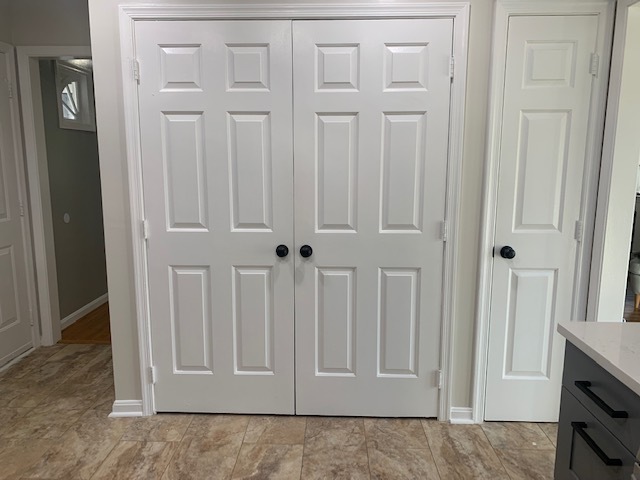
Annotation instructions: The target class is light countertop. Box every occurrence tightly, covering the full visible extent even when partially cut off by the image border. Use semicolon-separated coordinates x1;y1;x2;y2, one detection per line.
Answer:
558;322;640;397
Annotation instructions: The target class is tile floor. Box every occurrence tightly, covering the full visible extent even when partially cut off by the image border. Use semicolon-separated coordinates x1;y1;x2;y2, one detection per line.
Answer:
0;344;558;479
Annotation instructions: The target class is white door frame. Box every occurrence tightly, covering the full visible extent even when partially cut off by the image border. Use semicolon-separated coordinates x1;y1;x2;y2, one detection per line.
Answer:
119;2;470;418
472;0;614;424
0;41;39;354
588;0;640;323
16;46;92;346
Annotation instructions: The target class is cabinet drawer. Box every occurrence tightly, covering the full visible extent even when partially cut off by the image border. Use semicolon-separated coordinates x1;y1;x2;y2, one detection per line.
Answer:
563;342;640;454
555;388;636;480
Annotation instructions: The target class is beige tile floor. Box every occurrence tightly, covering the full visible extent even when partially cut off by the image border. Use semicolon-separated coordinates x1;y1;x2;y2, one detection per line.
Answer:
0;345;558;479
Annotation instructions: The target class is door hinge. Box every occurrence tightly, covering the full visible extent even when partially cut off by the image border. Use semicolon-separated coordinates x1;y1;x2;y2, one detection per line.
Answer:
6;80;13;99
28;308;34;327
575;220;584;243
133;59;140;83
148;366;157;384
449;56;455;80
590;53;599;76
18;202;24;217
440;220;448;242
436;370;443;390
142;219;149;241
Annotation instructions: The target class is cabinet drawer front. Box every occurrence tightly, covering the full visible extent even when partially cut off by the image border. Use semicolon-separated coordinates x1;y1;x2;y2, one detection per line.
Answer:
563;342;640;454
555;388;636;480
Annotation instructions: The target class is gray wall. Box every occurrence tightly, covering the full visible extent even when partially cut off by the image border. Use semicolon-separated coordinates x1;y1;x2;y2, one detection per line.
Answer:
0;0;10;44
11;0;91;46
39;60;107;319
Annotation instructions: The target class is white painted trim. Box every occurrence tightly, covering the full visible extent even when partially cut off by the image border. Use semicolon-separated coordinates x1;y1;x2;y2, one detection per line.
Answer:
119;2;470;419
439;2;470;423
60;293;108;331
449;407;474;424
472;0;615;424
119;9;155;417
16;46;92;346
109;400;144;418
120;3;472;19
0;42;39;353
588;0;640;323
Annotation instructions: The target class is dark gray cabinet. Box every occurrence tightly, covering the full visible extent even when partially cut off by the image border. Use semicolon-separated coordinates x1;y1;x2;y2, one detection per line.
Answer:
555;342;640;479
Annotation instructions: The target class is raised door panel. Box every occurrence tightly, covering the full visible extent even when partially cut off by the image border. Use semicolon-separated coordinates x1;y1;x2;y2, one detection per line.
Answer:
316;114;358;232
380;113;427;233
232;267;274;375
514;110;571;232
378;268;420;377
0;129;8;221
0;246;19;331
162;113;208;231
169;266;213;374
316;268;356;376
504;269;557;379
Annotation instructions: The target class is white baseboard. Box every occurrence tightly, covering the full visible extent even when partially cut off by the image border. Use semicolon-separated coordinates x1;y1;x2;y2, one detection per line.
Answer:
449;407;475;424
61;293;108;330
109;400;144;418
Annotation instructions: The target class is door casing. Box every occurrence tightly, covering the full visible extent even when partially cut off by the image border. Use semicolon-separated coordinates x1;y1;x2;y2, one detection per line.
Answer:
588;0;640;324
474;0;615;424
117;2;470;419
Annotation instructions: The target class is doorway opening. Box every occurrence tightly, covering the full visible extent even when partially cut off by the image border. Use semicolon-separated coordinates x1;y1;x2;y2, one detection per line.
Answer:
38;58;109;344
590;1;640;324
16;48;110;348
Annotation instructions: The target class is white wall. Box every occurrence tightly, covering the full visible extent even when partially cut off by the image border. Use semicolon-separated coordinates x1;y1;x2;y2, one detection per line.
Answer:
595;4;640;322
0;0;11;44
88;0;493;407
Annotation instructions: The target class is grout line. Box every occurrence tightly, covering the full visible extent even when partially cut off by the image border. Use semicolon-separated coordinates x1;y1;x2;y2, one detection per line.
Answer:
477;424;513;479
422;420;445;480
299;415;309;480
229;415;252;478
363;418;373;479
157;440;181;480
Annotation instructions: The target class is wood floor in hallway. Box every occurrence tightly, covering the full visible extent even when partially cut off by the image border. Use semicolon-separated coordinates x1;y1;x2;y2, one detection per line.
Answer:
59;302;111;345
0;344;557;479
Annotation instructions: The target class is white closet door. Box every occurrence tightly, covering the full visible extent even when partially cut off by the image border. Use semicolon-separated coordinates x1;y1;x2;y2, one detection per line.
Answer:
136;21;295;413
0;46;34;366
293;19;453;417
485;15;598;421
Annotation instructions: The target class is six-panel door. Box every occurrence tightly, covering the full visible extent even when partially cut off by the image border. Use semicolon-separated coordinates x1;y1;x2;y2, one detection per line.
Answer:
136;20;295;413
135;19;452;416
293;19;453;417
485;15;599;422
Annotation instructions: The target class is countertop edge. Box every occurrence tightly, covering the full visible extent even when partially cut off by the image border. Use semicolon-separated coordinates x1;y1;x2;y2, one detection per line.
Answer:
558;323;640;398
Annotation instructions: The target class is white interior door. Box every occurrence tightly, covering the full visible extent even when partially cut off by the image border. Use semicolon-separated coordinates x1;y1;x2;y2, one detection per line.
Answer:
0;44;34;367
293;19;453;417
485;15;599;421
136;21;295;413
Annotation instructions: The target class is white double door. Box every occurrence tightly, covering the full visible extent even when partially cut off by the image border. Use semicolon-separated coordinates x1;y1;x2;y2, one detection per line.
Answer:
136;19;453;416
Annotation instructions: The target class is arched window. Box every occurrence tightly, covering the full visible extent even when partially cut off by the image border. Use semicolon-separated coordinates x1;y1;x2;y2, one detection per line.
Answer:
55;60;96;131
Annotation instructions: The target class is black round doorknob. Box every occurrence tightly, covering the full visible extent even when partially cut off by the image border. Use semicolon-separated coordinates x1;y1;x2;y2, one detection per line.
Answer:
300;245;313;258
500;246;516;259
275;245;289;258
